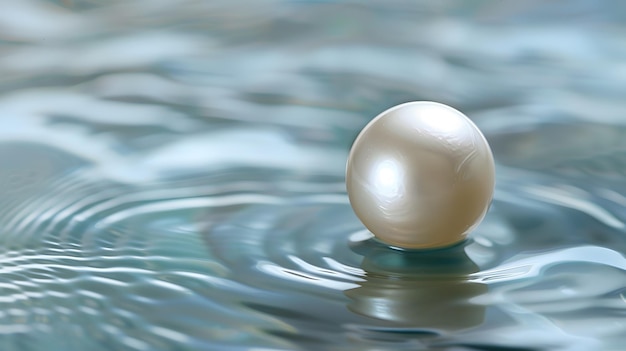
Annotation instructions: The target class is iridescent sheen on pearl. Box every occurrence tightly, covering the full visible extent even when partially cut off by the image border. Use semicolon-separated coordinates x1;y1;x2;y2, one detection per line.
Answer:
346;102;495;249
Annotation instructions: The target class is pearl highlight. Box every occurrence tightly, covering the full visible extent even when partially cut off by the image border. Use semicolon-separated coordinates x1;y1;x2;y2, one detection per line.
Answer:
346;101;495;249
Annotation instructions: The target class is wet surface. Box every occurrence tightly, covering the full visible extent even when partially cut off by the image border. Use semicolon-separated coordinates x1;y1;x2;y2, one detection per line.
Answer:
0;1;625;350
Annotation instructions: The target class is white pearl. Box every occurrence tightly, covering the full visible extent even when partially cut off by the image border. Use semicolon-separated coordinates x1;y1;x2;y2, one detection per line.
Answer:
346;101;495;249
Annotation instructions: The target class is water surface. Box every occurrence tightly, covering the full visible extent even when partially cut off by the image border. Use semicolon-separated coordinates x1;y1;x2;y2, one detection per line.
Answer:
0;1;625;350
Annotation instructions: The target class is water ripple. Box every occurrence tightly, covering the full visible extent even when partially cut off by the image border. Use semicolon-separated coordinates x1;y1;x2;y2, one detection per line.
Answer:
0;1;625;351
0;141;624;350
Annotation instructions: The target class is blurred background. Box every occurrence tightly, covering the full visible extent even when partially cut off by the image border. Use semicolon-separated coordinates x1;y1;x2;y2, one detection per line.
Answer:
2;0;625;180
0;1;625;350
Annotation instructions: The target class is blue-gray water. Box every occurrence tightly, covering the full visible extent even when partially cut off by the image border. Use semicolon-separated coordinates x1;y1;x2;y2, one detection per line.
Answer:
1;1;625;350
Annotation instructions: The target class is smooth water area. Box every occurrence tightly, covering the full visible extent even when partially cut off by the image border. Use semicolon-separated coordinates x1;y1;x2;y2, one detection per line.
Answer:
1;1;625;350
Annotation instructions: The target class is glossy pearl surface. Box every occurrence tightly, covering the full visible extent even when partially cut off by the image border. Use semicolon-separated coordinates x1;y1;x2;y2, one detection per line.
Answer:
346;102;495;249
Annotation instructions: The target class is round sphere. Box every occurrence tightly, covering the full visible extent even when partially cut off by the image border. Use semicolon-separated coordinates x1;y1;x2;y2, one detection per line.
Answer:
346;101;495;249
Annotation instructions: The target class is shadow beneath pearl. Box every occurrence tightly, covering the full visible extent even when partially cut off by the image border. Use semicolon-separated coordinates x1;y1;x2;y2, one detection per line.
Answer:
345;237;487;331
